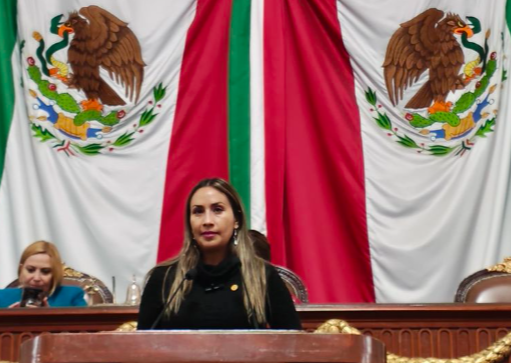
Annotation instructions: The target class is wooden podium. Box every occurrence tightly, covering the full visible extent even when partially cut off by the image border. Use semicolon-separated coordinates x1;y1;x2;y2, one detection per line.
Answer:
19;331;385;363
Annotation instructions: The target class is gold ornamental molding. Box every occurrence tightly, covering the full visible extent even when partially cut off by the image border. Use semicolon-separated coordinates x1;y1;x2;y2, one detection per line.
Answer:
315;319;511;363
487;257;511;274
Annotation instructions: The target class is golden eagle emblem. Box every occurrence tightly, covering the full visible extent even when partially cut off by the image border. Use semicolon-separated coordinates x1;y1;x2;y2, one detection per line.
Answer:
61;6;145;110
24;7;166;156
383;8;474;114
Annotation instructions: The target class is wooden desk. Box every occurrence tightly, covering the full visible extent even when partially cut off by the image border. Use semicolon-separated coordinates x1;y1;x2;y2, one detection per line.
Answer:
1;304;511;362
18;332;385;363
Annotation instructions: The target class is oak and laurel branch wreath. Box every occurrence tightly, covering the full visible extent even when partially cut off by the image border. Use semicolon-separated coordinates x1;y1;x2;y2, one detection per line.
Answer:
31;83;167;156
366;88;455;156
365;84;496;157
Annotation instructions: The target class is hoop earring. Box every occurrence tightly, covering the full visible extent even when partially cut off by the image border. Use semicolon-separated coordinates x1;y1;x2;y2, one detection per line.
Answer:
233;229;239;246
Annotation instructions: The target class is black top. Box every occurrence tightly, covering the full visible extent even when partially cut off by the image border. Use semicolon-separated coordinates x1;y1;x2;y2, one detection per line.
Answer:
137;255;302;330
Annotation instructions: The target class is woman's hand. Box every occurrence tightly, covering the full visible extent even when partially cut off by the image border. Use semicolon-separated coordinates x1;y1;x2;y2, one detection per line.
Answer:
8;297;49;308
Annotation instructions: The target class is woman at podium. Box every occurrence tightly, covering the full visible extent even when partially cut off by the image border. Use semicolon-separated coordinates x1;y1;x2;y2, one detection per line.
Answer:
138;178;302;330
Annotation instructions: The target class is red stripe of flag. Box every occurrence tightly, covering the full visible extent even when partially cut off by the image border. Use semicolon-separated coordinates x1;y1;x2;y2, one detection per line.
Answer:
264;0;287;265
157;0;232;261
265;0;375;302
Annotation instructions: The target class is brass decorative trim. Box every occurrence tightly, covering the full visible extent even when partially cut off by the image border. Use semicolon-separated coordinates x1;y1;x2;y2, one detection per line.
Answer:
116;321;138;332
315;319;511;363
63;265;86;278
487;257;511;273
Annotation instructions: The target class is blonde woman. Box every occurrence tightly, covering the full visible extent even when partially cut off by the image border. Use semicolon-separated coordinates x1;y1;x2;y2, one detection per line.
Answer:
0;241;87;308
138;178;301;329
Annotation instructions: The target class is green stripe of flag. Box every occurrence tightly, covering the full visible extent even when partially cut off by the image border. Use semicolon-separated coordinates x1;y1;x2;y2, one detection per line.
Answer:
0;0;17;186
507;0;511;33
228;0;251;224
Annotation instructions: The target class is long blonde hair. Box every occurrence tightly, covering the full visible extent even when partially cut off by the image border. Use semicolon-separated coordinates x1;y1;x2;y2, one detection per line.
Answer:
18;240;64;295
157;178;267;325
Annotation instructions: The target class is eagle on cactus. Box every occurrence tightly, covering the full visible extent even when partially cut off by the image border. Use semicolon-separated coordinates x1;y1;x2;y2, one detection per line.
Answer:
62;6;145;111
383;8;474;114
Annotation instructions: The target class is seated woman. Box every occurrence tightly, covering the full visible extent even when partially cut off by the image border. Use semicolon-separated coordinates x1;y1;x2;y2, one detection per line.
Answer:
0;241;87;308
138;178;302;330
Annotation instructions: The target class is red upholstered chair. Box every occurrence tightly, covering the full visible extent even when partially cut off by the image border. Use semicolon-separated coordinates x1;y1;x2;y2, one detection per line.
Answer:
455;257;511;303
7;264;113;305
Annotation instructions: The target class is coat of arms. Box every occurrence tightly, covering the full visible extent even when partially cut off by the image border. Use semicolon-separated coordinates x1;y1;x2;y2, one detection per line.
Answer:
24;6;166;156
367;8;504;156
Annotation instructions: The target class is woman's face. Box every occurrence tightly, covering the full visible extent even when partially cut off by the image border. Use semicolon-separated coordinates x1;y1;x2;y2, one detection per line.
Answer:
190;186;239;263
19;253;53;292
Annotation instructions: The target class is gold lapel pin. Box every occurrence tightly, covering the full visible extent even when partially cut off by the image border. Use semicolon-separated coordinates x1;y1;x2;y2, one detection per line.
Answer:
230;284;239;291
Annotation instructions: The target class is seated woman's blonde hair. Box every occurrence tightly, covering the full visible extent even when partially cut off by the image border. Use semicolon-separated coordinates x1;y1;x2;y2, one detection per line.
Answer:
17;240;64;295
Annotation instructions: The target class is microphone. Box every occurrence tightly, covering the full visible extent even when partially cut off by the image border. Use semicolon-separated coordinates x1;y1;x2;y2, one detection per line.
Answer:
149;267;198;330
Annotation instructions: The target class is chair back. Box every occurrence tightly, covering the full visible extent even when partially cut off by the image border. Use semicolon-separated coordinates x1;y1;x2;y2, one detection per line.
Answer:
274;265;309;303
455;257;511;303
7;265;113;305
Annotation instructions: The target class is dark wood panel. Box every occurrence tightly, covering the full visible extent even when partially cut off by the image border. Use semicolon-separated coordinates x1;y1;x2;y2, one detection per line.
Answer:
1;304;511;362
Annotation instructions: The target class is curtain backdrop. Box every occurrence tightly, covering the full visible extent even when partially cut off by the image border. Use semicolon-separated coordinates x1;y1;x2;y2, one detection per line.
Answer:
1;0;511;303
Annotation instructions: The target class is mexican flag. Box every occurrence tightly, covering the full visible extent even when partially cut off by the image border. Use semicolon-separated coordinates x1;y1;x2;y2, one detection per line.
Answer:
1;0;511;303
